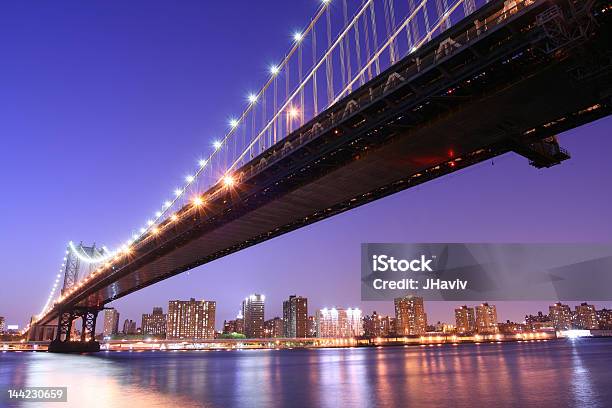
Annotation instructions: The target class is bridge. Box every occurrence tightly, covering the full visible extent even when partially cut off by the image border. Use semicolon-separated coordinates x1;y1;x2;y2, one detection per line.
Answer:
26;0;611;352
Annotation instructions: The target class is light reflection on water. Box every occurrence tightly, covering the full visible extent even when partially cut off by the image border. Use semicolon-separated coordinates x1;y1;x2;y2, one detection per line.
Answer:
1;339;611;407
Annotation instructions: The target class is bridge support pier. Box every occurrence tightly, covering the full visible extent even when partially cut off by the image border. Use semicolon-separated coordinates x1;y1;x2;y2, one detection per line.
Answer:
48;307;101;353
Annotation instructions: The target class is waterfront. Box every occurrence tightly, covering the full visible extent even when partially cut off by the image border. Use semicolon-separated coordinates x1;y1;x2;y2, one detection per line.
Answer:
2;338;611;407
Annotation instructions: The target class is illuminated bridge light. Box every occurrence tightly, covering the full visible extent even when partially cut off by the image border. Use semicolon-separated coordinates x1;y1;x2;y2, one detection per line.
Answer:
198;159;207;167
192;196;204;207
171;214;179;222
223;175;235;187
247;93;258;103
287;106;299;119
185;175;195;183
213;140;222;149
269;65;280;75
293;31;303;42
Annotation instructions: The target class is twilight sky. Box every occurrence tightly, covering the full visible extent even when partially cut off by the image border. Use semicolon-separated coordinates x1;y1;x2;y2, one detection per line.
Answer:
1;0;611;330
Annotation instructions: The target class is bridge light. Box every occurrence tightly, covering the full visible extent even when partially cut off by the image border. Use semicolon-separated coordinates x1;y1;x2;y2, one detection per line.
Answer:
287;106;299;119
185;175;195;183
229;118;239;129
322;0;331;4
247;93;258;103
213;140;222;149
192;196;204;206
147;220;154;226
171;214;179;222
293;31;303;42
163;201;172;209
151;227;160;235
223;175;235;187
140;227;146;234
199;158;208;167
174;188;183;197
155;211;162;217
270;65;280;75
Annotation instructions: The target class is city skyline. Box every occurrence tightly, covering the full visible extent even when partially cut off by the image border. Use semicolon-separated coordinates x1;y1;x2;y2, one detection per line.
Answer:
1;0;611;329
43;296;611;336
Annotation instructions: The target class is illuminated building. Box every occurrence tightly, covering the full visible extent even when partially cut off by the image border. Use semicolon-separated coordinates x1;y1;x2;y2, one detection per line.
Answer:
597;308;612;330
167;298;216;340
497;320;526;334
394;296;427;335
549;302;573;330
525;311;553;331
283;295;308;338
242;294;265;338
103;308;120;337
0;316;5;334
308;316;317;337
455;305;476;334
475;303;498;334
316;307;363;338
264;317;284;338
574;302;598;330
363;311;395;337
141;307;167;336
222;311;244;335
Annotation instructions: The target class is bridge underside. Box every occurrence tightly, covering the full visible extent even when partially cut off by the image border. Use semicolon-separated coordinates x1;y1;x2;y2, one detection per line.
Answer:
37;0;611;330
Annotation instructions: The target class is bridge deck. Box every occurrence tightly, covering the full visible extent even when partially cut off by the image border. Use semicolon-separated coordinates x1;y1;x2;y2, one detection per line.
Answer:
37;0;611;325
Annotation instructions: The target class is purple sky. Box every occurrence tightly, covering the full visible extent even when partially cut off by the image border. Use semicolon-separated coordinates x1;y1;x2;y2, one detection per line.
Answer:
1;0;610;330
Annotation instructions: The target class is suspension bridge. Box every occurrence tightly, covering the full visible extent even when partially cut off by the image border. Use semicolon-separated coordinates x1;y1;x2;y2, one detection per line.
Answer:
25;0;611;352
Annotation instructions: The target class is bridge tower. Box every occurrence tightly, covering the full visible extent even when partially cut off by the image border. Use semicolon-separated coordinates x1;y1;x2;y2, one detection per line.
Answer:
49;242;106;353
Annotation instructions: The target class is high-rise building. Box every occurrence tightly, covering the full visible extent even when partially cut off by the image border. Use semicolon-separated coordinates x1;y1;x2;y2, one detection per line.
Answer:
103;308;120;337
475;303;498;334
283;295;308;338
455;305;476;334
142;307;167;336
363;311;395;337
122;319;137;335
167;298;216;340
307;315;317;337
316;307;363;338
549;302;573;330
0;316;5;334
596;308;612;330
242;294;265;338
574;303;598;330
394;296;427;335
264;317;284;338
